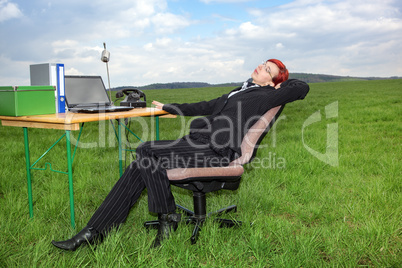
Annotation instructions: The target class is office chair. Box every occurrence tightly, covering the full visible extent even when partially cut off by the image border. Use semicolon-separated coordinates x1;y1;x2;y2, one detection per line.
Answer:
145;105;284;244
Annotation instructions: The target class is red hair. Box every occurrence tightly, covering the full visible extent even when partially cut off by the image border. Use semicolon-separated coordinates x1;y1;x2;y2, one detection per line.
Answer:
267;59;289;86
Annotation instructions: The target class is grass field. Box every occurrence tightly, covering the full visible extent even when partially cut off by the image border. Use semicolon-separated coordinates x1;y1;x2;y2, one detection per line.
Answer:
0;79;401;267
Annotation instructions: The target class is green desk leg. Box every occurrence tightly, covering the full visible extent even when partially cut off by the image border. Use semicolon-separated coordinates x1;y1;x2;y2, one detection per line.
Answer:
65;130;76;229
117;116;160;177
156;116;160;140
23;127;34;219
118;119;123;177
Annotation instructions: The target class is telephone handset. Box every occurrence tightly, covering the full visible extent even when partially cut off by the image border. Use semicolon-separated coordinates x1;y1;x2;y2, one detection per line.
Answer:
116;88;147;108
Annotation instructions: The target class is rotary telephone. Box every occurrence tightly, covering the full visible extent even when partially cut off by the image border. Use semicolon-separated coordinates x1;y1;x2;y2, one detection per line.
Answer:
116;89;147;108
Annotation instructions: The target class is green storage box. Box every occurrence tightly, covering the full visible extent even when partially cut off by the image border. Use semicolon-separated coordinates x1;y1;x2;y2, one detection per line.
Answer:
0;86;56;116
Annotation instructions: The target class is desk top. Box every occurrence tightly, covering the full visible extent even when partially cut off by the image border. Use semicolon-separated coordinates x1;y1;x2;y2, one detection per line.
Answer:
0;108;174;130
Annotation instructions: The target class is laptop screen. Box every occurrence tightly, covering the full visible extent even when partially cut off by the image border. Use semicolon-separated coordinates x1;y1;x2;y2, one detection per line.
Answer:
65;75;111;107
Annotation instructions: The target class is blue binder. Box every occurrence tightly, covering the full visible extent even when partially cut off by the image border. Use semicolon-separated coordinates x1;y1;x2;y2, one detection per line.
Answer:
56;64;65;113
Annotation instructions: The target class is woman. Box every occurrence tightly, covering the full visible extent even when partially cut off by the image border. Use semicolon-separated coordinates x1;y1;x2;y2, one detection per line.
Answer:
52;59;309;250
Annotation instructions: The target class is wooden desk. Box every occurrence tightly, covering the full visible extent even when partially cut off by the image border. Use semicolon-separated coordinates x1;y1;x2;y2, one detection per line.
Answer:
0;108;174;228
0;107;173;130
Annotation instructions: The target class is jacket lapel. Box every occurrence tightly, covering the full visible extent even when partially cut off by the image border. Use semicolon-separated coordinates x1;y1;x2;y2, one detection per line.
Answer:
212;93;230;115
212;85;271;115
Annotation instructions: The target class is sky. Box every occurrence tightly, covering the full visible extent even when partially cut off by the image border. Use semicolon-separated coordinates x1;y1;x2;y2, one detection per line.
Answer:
1;0;401;87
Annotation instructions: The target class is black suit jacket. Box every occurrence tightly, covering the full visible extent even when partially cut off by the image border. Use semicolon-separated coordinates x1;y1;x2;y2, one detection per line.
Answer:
163;79;309;156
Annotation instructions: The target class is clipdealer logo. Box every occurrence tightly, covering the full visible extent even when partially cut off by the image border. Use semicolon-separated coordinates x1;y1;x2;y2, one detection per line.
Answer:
302;101;339;167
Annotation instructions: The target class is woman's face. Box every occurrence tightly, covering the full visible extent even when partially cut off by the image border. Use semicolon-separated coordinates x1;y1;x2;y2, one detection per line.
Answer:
251;61;280;87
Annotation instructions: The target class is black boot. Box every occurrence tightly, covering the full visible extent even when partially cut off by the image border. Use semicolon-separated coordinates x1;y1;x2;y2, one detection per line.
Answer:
152;213;181;248
51;226;100;251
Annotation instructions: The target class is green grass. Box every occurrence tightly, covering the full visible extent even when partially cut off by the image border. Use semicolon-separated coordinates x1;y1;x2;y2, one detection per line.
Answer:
0;79;401;267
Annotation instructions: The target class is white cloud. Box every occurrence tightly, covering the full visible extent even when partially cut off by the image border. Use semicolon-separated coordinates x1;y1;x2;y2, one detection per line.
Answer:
0;0;22;22
151;13;191;34
143;43;155;52
130;0;159;16
228;0;402;76
80;1;191;38
238;22;265;38
155;38;173;47
276;43;284;49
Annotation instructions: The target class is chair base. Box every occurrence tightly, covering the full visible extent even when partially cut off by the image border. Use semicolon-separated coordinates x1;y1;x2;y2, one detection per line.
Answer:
177;203;242;244
144;202;242;245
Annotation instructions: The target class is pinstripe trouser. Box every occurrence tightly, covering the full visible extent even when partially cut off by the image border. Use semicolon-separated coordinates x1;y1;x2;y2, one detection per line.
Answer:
87;137;233;233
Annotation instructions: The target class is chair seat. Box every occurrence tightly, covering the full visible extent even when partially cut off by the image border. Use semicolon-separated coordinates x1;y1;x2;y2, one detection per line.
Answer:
167;165;244;181
171;175;241;193
168;165;244;193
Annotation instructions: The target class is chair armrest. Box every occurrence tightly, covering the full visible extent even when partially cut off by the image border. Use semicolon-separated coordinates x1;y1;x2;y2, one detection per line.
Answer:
167;165;244;181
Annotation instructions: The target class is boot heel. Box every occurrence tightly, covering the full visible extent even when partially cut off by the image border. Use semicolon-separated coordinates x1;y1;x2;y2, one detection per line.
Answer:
151;213;181;248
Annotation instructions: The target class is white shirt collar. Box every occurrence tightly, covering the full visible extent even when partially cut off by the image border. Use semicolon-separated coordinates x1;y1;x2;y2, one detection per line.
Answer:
228;81;260;98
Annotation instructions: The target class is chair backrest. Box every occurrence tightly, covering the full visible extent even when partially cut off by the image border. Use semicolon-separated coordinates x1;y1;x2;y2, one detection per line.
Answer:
231;105;284;166
167;105;284;182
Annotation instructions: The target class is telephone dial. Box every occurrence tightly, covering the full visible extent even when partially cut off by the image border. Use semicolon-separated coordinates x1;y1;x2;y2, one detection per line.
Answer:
116;89;147;108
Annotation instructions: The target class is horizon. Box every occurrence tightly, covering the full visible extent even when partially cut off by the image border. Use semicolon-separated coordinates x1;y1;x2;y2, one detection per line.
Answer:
110;73;402;90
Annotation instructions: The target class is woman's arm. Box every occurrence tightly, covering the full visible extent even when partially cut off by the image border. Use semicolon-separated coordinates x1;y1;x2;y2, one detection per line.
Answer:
154;96;222;116
269;79;310;107
152;100;164;110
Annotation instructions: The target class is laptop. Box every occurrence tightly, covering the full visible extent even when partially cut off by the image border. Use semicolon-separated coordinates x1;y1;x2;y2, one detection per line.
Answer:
65;75;134;113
